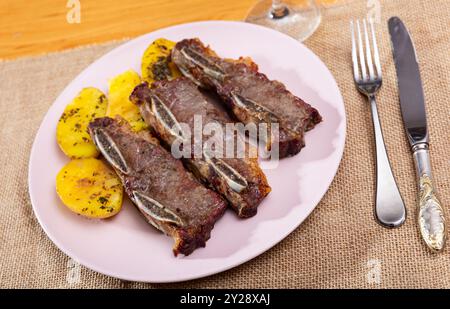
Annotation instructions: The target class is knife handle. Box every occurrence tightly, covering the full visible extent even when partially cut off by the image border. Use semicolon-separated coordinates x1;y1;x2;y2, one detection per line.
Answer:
413;143;447;252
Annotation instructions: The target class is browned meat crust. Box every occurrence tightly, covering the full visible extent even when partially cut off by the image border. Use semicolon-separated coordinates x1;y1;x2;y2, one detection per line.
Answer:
171;38;322;158
88;117;227;255
130;78;271;218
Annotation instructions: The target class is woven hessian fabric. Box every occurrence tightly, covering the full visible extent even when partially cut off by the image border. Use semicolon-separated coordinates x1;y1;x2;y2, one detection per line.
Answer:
1;0;449;288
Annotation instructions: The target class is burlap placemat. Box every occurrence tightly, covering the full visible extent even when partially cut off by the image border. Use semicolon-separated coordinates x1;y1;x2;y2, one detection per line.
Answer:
1;0;449;288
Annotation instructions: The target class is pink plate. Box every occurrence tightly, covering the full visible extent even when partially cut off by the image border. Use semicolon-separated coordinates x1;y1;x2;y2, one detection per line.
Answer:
29;21;346;283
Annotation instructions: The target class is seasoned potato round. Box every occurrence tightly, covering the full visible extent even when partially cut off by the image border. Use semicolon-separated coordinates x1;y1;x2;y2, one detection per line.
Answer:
141;38;181;83
56;88;108;159
106;70;147;132
56;158;123;219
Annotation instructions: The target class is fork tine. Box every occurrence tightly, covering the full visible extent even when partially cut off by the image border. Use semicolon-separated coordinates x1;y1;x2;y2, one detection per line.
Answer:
350;21;360;81
363;19;375;80
356;20;368;81
369;18;382;78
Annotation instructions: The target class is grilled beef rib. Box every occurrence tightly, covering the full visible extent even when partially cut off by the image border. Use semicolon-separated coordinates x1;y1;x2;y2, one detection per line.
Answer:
130;78;271;218
88;117;227;256
171;38;322;158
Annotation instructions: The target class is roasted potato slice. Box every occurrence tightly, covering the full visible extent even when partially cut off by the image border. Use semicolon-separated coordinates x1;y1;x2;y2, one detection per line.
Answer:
56;88;107;159
56;158;123;219
106;70;147;132
141;38;181;83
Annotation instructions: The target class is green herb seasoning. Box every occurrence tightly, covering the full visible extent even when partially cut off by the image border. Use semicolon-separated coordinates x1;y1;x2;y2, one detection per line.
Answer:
152;56;171;81
98;196;109;204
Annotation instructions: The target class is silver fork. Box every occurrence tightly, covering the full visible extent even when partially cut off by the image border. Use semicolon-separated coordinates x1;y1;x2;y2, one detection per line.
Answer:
350;18;406;228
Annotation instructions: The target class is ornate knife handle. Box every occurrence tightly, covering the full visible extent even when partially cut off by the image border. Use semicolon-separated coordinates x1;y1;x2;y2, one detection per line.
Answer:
413;143;447;252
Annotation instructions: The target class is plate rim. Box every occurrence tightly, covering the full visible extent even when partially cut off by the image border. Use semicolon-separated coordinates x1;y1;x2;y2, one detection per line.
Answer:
28;20;347;283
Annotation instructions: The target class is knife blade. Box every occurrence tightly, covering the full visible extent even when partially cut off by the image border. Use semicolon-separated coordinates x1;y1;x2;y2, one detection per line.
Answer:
388;17;428;146
388;16;446;252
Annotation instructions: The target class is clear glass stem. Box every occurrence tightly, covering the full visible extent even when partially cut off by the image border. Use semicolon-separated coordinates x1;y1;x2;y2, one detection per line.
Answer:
271;0;289;19
245;0;322;42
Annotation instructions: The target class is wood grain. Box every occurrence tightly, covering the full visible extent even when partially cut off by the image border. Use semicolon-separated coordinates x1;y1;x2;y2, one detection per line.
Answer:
0;0;257;59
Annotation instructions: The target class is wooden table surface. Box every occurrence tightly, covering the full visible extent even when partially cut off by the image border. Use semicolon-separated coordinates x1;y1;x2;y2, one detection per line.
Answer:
1;0;340;60
0;0;260;60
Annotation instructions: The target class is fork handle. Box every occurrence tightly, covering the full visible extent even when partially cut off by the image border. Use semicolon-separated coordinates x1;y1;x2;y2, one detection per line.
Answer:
369;95;406;227
412;143;446;252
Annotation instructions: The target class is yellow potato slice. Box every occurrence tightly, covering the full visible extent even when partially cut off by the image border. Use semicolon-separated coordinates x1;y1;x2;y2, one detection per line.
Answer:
141;38;181;83
56;158;123;219
56;88;108;159
106;70;147;132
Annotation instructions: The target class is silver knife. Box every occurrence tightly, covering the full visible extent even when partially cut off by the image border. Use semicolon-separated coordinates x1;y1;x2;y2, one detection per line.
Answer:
388;17;446;252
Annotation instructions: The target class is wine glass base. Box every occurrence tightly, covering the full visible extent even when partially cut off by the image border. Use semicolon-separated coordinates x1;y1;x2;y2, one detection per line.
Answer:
245;0;322;42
